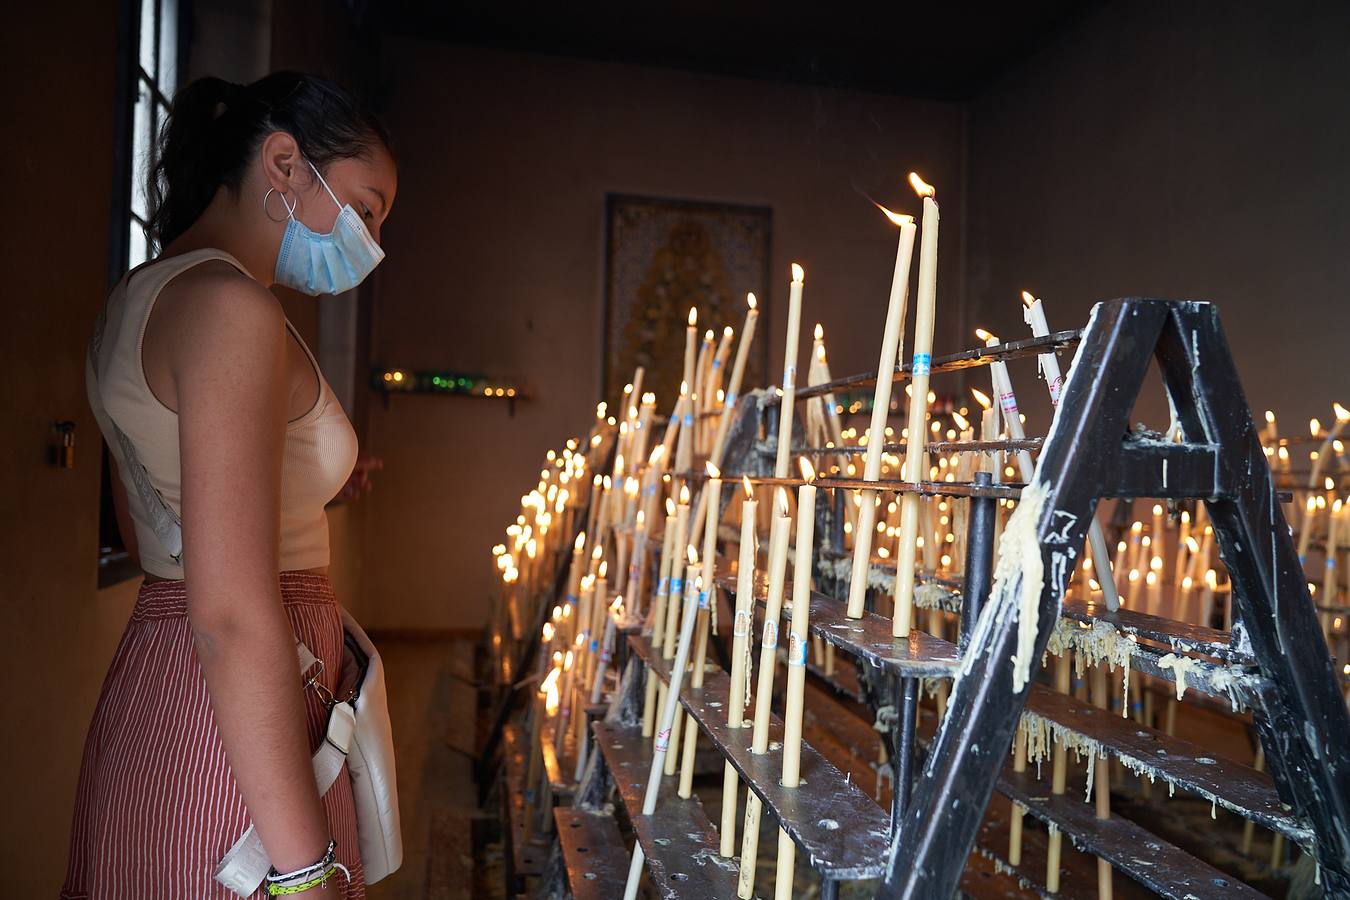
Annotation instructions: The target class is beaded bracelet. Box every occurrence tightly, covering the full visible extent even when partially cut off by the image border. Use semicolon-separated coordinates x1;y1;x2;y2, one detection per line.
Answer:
267;861;351;895
266;839;340;891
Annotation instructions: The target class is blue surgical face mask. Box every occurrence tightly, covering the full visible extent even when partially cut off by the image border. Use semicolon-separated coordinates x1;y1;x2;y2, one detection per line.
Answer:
273;160;385;296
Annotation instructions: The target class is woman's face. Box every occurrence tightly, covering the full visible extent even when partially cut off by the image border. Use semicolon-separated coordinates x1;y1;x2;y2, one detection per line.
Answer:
294;143;398;245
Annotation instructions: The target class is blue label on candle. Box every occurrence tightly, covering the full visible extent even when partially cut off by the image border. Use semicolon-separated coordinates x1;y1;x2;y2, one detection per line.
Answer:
671;578;683;595
712;358;722;369
912;353;931;376
762;620;778;650
725;391;737;406
658;577;670;596
698;590;709;609
788;631;808;666
590;639;599;652
683;413;694;427
565;594;578;605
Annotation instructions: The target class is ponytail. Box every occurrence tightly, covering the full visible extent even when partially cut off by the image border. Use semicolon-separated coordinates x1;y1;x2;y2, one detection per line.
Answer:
145;72;391;253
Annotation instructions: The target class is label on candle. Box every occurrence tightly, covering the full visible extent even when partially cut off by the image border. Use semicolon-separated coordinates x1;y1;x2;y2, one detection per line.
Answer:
600;649;611;663
782;363;796;390
787;631;807;666
1048;376;1064;407
590;638;599;652
565;594;578;605
712;358;722;369
912;353;931;376
655;728;671;752
658;577;670;597
762;620;778;649
725;391;737;407
683;413;694;427
733;609;752;637
698;590;709;609
999;391;1018;415
670;578;683;596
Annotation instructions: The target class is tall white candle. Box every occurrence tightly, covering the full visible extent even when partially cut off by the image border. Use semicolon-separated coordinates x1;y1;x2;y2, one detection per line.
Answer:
894;173;939;638
775;265;805;479
847;207;916;619
720;478;758;856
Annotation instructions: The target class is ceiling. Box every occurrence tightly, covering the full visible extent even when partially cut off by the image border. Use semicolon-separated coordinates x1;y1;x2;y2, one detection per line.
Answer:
377;1;1100;101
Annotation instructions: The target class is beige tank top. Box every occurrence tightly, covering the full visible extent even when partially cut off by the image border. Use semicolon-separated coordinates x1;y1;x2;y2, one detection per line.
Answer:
86;248;359;578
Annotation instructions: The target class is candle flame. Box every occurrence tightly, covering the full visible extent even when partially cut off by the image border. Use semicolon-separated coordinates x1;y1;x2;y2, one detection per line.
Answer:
724;325;735;338
908;171;935;198
679;380;688;396
747;292;757;310
814;323;824;340
680;484;691;505
874;201;914;227
665;497;676;517
704;329;714;342
975;327;999;345
1336;402;1350;423
611;595;623;611
1265;410;1276;424
564;648;575;669
706;461;721;479
952;411;970;431
799;457;816;482
1205;569;1218;589
791;263;804;284
598;560;608;579
649;445;665;464
574;532;586;551
687;545;699;566
1186;536;1200;554
742;475;754;500
543;681;560;715
776;487;789;517
1020;290;1037;309
971;387;992;410
1327;476;1337;491
688;307;698;326
542;622;554;642
1311;417;1322;437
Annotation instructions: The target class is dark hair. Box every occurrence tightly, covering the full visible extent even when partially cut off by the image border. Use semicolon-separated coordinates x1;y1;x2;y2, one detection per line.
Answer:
145;71;391;252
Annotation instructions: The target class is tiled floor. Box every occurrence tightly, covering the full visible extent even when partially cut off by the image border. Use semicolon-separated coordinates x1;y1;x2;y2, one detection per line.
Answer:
366;637;479;899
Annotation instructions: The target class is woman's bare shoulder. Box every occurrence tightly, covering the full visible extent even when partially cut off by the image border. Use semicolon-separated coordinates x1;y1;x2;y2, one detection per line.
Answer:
153;258;284;350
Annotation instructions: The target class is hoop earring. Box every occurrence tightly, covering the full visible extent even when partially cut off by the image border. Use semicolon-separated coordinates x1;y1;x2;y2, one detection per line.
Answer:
263;187;297;223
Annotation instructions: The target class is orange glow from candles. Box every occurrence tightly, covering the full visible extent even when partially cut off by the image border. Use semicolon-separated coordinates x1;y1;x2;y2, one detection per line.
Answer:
971;388;992;410
747;292;758;310
791;263;805;283
706;461;721;479
688;307;698;326
742;476;754;500
799;457;816;482
908;171;936;198
874;201;914;227
1021;290;1037;308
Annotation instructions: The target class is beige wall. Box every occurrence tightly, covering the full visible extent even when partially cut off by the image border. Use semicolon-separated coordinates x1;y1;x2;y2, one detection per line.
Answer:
966;1;1350;436
0;3;119;892
361;42;969;630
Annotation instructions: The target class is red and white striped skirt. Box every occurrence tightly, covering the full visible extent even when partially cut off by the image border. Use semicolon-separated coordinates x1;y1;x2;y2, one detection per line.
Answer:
60;571;365;899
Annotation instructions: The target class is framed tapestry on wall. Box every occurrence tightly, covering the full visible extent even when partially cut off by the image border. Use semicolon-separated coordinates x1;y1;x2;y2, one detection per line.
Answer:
603;194;772;411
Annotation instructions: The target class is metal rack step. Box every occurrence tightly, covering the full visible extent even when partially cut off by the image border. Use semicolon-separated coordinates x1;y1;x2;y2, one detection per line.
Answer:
1021;683;1311;845
998;768;1268;899
590;719;740;898
553;807;632;900
501;723;549;889
630;634;891;880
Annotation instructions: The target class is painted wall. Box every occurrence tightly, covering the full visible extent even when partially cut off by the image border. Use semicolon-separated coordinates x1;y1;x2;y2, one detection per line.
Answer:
362;41;968;630
966;1;1350;438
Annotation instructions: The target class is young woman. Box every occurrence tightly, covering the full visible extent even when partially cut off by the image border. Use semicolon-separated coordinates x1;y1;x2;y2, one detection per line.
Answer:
62;72;396;898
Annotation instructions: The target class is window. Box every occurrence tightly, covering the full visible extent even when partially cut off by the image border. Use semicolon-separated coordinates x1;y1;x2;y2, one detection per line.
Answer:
99;0;180;586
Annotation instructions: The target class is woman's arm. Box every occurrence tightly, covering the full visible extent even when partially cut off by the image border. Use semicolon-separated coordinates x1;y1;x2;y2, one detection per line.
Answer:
167;265;331;871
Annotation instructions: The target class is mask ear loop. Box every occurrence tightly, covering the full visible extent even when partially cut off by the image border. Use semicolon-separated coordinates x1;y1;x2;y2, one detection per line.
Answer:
307;160;345;211
263;187;298;223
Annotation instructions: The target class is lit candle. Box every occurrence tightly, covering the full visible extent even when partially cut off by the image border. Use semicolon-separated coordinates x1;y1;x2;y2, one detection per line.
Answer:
720;477;758;856
894;172;939;638
1324;498;1343;634
846;204;916;619
774;459;817;900
737;489;792;899
775;265;806;478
